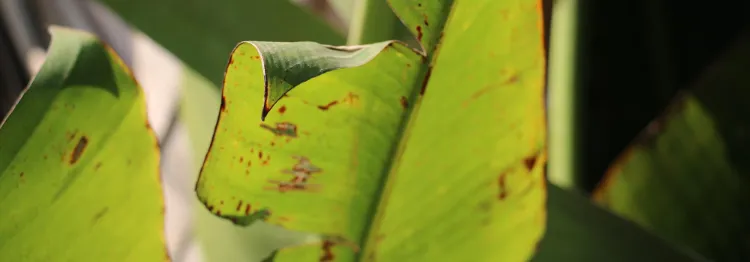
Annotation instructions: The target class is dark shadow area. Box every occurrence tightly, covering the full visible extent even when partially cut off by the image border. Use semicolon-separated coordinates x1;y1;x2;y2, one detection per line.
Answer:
580;0;750;191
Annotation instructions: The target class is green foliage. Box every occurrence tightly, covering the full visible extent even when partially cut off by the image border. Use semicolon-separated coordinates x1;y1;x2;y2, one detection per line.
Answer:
593;31;750;262
1;0;743;261
197;0;548;261
0;27;165;261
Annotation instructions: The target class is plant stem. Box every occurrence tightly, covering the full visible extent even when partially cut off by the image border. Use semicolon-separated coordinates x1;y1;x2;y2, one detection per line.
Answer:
547;0;586;190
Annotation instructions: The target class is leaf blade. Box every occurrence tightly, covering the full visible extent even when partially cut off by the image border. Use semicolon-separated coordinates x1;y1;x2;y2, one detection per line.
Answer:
0;26;166;261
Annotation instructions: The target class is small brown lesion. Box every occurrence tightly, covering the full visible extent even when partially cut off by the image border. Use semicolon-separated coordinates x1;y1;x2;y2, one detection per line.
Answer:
260;122;298;138
69;136;89;165
266;156;322;193
399;96;409;109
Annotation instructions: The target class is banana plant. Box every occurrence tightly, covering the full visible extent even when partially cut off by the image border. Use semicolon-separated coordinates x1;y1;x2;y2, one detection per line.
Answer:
0;0;719;261
196;0;547;260
592;30;750;262
0;27;166;261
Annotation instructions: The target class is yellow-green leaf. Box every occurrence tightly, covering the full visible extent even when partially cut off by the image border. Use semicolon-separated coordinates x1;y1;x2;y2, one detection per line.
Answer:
0;27;166;261
197;0;546;261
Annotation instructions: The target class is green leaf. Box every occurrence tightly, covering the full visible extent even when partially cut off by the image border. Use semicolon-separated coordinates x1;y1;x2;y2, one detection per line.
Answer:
592;31;750;261
0;27;166;261
533;184;707;262
197;0;546;261
96;0;345;88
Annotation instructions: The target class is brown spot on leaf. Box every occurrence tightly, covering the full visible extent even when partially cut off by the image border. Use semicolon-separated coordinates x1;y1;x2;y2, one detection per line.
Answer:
19;172;24;178
320;240;335;261
400;96;409;109
268;156;323;192
278;105;287;114
228;56;235;66
423;14;430;26
69;136;89;165
251;55;260;60
318;100;339;110
239;157;244;163
260;122;298;138
259;151;263;159
245;204;252;215
498;173;508;200
420;66;433;95
524;155;538;171
220;96;227;112
236;201;243;211
341;92;360;105
94;162;102;170
416;25;423;41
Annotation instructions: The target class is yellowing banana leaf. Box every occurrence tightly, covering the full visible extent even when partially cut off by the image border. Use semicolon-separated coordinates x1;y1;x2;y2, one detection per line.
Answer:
197;0;547;261
0;27;166;261
593;30;750;261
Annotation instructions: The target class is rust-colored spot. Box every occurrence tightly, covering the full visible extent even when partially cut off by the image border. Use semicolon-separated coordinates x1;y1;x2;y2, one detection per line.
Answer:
278;105;287;114
406;63;412;68
341;92;360;105
94;162;102;170
416;25;424;41
239;157;244;163
247;160;252;167
524;155;538;171
245;170;249;176
220;200;225;205
261;122;298;138
220;96;227;112
320;240;335;261
245;204;251;215
498;173;508;200
318;100;339;110
270;141;275;146
236;201;243;211
399;96;409;109
228;56;235;66
208;205;215;212
19;172;24;177
423;14;430;26
216;210;222;216
251;55;260;60
70;136;89;164
420;66;433;95
268;156;322;193
259;151;263;159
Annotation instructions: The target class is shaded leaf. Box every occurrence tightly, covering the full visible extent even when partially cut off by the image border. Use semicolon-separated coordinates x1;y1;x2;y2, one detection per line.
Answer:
96;0;345;88
0;27;166;261
197;0;546;261
593;30;750;261
533;184;707;262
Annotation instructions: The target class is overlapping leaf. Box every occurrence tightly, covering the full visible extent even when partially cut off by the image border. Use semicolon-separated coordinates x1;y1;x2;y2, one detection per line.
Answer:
593;31;750;261
197;0;546;261
0;27;166;261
